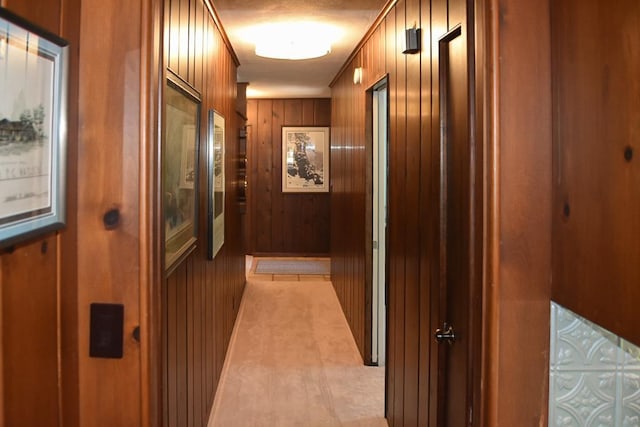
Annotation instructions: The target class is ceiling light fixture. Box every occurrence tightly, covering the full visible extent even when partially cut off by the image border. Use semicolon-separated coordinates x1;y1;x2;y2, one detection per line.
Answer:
245;22;341;61
256;38;330;60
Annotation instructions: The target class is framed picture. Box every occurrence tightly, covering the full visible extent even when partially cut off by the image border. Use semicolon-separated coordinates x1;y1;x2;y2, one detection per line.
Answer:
282;126;329;193
163;72;200;270
207;110;224;259
0;8;68;247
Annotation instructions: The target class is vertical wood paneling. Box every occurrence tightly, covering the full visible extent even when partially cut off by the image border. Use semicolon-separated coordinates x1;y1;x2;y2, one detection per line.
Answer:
2;237;59;425
163;2;244;427
76;0;144;423
246;98;331;255
330;70;345;328
186;258;195;427
254;99;274;251
177;262;187;426
383;10;397;420
429;4;448;425
201;16;214;416
390;2;408;424
192;252;203;426
194;0;204;91
302;99;315;124
246;98;258;258
275;100;289;251
270;100;285;250
329;46;371;360
0;1;80;425
213;249;223;378
419;0;436;424
203;259;214;406
350;55;365;355
1;0;242;426
169;0;180;71
166;270;177;427
330;0;483;425
188;0;196;85
315;99;331;126
178;0;188;77
551;0;640;345
403;0;421;422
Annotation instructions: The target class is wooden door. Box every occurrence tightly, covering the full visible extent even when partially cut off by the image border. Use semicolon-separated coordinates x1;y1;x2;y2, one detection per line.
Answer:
435;9;480;426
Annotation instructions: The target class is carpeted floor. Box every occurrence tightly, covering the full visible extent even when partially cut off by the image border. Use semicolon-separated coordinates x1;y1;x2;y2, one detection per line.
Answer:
207;266;387;426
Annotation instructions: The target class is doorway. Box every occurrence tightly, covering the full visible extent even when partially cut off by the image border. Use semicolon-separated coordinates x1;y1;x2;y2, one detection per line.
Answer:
367;78;389;367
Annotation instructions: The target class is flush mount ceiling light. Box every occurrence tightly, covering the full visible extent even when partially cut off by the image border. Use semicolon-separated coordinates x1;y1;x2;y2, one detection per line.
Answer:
244;22;341;60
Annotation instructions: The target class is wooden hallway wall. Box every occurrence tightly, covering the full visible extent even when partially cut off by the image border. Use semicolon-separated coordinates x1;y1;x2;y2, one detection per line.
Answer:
0;0;79;426
0;0;246;425
163;0;246;426
331;0;439;423
331;0;553;425
246;98;331;256
550;0;640;346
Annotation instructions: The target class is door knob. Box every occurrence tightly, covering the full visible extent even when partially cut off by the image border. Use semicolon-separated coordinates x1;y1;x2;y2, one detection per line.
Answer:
434;323;456;344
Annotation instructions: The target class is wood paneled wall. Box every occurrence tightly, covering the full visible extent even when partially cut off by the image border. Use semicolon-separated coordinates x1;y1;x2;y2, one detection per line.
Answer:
246;98;331;255
163;1;245;426
331;0;553;425
551;0;640;345
330;40;380;361
0;0;80;426
331;0;444;424
76;0;153;424
1;0;244;426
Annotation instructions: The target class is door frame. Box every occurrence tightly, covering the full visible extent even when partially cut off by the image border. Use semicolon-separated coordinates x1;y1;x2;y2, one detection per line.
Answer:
365;76;390;368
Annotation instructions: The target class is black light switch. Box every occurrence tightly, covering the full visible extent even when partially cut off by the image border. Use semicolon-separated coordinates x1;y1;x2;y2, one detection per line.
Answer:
89;303;124;359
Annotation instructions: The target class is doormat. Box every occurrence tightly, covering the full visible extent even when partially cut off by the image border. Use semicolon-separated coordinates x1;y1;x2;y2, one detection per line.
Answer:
254;258;330;275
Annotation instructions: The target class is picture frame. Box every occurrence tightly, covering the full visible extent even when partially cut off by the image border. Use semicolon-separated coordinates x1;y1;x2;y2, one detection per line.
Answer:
282;126;329;193
207;110;225;259
0;8;69;247
163;72;200;270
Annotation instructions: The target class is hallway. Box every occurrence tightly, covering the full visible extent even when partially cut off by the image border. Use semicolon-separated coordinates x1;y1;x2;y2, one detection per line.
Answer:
208;258;387;426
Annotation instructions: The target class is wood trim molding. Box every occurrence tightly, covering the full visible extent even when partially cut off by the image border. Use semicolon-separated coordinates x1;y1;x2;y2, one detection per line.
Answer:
482;0;500;424
481;0;553;423
140;0;163;425
329;0;398;88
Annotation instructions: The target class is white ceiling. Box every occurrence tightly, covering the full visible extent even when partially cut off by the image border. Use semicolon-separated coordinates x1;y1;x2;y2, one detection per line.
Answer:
213;0;388;98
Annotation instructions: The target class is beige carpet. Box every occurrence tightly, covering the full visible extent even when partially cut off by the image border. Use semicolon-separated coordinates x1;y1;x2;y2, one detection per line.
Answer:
208;270;387;426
